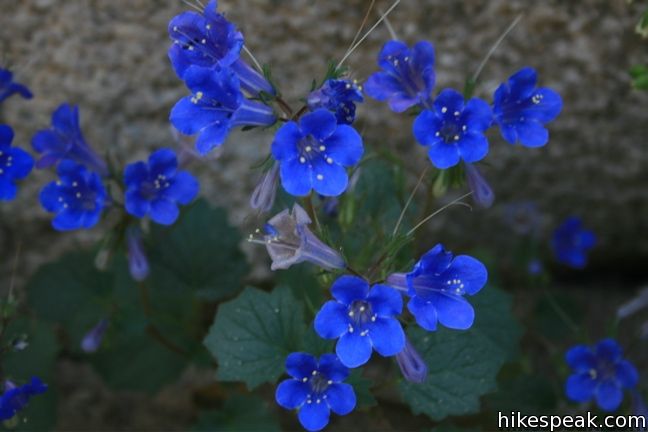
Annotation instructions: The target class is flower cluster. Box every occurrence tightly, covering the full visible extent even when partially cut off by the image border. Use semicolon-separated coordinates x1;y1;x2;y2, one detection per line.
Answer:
0;377;47;421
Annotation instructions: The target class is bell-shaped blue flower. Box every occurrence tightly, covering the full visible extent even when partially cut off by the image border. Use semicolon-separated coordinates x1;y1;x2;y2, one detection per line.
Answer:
493;67;562;147
307;79;364;125
126;227;149;281
40;160;107;231
0;125;34;201
0;377;47;421
271;109;363;197
31;104;108;176
276;352;355;432
552;216;596;269
123;149;199;226
315;276;405;368
81;319;109;353
364;40;435;112
464;162;494;208
253;203;345;271
386;244;488;331
0;68;33;104
395;337;428;384
565;339;639;412
413;89;492;169
168;1;273;95
170;65;276;155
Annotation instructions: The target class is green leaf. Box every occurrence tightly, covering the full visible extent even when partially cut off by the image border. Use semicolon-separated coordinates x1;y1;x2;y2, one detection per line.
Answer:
399;287;521;421
204;286;307;389
26;252;116;344
192;394;281;432
148;200;248;301
346;370;377;409
630;65;648;90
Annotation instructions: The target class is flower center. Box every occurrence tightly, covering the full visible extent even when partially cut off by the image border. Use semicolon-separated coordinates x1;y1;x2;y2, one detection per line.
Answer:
140;174;171;199
347;300;376;336
297;135;334;181
0;152;12;176
438;121;462;144
303;370;332;405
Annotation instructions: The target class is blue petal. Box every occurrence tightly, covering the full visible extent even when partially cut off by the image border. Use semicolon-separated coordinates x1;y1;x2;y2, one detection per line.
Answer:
616;360;639;388
596;339;622;362
369;317;405;357
498;122;518;144
407;296;438;331
279;157;312;196
275;379;308;410
272;122;302;161
0;124;14;145
286;352;318;380
170;96;226;135
52;209;85;231
457;131;488;163
434;89;464;118
297;400;330;432
565;345;596;372
580;230;596;249
125;190;150;219
566;372;596;402
366;284;402;316
31;130;66;156
364;72;405;102
433;293;475;330
323;125;363;166
310;158;348;197
508;67;537;101
317;354;349;382
185;66;241;109
413;110;443;146
148;149;178;178
377;40;409;72
300;109;337;141
388;93;421;113
51;104;79;136
525;87;562;122
336;331;372;368
446;255;488;295
596;380;623;412
149;199;180;225
411;244;452;277
325;383;356;415
462;98;492;131
0;179;17;201
7;148;34;179
516;119;549;147
165;171;199;204
195;122;231;155
39;183;63;212
411;41;435;91
314;301;349;339
124;161;149;187
330;276;369;305
427;141;460;169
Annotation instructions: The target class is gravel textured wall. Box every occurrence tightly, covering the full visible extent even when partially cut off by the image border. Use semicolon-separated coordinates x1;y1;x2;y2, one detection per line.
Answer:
0;0;647;427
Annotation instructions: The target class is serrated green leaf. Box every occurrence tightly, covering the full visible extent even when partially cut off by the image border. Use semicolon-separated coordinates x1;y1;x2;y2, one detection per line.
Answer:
204;286;306;389
399;287;521;421
192;394;281;432
148;200;248;301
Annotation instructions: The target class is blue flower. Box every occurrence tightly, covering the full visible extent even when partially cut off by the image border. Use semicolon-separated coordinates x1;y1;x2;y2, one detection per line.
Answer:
386;244;488;331
0;68;33;104
396;337;428;384
0;377;47;421
31;103;108;175
493;67;562;147
565;339;639;412
271;109;363;197
552;217;596;269
168;1;273;95
276;352;355;432
126;226;149;281
0;125;34;201
364;40;435;112
40;160;107;231
413;89;492;169
123;149;199;225
81;319;109;353
315;276;405;368
170;66;276;155
307;79;364;125
253;203;345;271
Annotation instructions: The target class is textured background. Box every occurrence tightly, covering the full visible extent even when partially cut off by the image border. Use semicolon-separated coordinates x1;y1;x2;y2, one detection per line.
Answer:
1;0;647;429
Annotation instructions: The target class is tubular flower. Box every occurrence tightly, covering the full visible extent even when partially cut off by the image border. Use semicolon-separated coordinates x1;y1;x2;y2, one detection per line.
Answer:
0;68;33;104
551;217;596;269
0;125;34;201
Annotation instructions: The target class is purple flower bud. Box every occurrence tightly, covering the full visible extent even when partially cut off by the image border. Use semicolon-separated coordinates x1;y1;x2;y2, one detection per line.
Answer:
250;164;279;213
127;227;149;282
254;203;345;271
396;337;428;383
617;287;648;320
81;319;108;353
464;162;494;208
